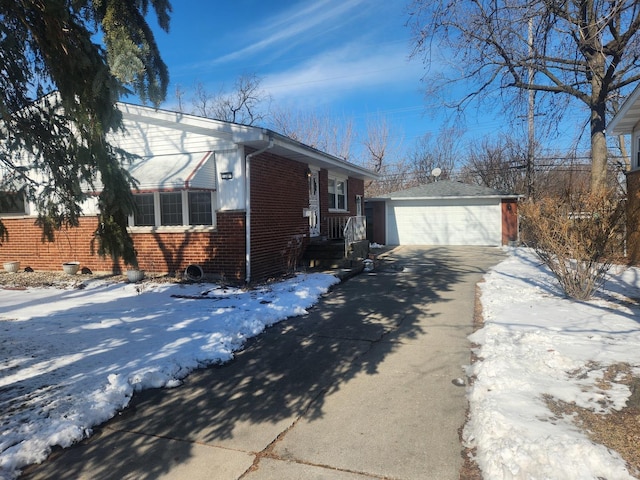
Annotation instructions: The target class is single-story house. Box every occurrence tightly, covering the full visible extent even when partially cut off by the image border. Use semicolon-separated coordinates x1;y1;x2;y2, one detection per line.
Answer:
366;181;520;246
0;103;376;283
608;83;640;262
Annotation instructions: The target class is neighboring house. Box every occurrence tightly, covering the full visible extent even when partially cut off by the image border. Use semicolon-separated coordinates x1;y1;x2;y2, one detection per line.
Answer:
609;83;640;262
366;181;520;246
0;103;376;283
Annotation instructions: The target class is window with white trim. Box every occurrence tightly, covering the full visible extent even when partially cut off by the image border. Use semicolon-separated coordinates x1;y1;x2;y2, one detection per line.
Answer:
188;191;213;225
0;191;27;215
328;177;347;211
133;193;154;226
130;190;215;227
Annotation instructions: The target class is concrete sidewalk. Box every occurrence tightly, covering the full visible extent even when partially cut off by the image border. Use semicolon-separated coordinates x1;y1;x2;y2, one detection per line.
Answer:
21;246;504;480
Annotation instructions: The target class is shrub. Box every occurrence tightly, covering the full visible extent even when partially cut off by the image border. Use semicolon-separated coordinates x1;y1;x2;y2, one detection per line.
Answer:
520;189;626;300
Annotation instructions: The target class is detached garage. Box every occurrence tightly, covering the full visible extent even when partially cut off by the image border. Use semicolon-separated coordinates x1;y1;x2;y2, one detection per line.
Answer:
366;181;520;246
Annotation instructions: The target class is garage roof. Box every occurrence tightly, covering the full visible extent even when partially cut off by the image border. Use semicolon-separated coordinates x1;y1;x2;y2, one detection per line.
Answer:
369;180;521;200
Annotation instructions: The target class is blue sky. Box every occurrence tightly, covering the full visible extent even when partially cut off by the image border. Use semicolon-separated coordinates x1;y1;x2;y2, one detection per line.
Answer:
144;0;589;162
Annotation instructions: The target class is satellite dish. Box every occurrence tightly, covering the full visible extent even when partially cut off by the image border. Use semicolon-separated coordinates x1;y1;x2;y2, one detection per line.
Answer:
431;167;442;179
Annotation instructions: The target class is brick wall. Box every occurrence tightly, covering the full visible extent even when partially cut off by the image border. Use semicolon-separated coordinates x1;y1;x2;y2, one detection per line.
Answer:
0;211;246;281
627;170;640;263
249;151;309;281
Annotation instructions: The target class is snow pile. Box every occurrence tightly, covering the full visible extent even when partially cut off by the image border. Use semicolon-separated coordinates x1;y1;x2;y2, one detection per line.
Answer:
466;248;640;480
0;273;338;479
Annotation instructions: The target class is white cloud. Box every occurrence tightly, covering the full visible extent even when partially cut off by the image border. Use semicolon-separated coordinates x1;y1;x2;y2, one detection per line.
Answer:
261;41;422;107
211;0;368;65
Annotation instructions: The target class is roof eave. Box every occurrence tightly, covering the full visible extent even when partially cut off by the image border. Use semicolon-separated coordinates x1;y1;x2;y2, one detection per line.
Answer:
367;194;523;201
609;84;640;135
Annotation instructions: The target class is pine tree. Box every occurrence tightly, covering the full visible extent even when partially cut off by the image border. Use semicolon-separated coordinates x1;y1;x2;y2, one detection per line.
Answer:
0;0;171;266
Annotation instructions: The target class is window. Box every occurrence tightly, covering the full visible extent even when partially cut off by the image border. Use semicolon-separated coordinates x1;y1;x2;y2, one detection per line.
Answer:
188;191;213;225
0;192;26;215
130;190;215;228
133;194;155;226
328;177;347;211
160;192;183;225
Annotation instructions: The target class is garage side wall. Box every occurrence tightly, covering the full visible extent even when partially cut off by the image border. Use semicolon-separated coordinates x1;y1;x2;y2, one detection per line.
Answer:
501;199;519;245
365;200;386;245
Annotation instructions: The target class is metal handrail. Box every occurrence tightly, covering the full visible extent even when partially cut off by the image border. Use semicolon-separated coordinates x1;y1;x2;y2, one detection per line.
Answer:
343;216;366;257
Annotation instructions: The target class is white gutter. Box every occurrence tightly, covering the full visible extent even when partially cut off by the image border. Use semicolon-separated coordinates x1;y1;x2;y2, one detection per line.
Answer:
244;137;274;284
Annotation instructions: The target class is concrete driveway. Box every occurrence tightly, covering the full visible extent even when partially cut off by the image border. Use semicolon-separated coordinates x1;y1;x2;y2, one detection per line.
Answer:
22;246;504;480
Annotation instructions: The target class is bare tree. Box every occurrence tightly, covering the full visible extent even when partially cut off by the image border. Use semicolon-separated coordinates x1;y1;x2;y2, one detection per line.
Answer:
189;74;270;125
408;0;640;192
406;128;461;185
269;107;354;161
361;116;410;196
459;136;528;193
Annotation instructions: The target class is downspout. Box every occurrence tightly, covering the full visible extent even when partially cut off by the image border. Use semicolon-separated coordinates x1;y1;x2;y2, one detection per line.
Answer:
245;136;274;284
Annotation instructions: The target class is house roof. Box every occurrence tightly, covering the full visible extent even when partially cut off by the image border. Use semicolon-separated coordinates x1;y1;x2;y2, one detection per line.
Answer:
609;83;640;135
368;180;521;200
118;103;378;181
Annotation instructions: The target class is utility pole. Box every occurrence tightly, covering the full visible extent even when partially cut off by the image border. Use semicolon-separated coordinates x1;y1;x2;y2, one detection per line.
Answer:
526;16;535;199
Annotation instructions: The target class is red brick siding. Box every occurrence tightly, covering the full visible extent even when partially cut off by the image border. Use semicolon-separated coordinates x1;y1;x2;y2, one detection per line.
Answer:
0;211;246;281
249;151;309;281
627;170;640;264
366;200;386;245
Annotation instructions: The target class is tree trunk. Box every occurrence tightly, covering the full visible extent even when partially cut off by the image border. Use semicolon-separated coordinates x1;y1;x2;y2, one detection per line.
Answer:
588;39;608;192
590;102;608;192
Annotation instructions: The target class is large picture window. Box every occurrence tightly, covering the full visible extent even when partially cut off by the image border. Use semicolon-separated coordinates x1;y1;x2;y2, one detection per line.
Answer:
130;190;215;228
328;177;347;211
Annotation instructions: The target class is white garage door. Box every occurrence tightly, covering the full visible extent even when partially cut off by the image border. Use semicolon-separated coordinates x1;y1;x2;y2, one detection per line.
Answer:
386;198;502;246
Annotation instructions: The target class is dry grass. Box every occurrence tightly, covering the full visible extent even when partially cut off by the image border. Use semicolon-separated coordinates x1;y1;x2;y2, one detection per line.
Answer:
0;269;187;290
545;363;640;478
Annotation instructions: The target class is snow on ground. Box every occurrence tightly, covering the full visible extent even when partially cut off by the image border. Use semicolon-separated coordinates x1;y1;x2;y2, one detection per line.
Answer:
2;250;640;480
467;248;640;480
0;273;338;480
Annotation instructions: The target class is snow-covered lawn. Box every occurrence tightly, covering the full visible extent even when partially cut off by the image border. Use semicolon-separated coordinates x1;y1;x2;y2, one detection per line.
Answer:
466;248;640;480
0;273;338;480
1;249;639;480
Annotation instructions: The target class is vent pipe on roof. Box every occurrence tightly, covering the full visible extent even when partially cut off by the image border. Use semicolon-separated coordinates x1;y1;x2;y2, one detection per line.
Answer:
244;136;274;284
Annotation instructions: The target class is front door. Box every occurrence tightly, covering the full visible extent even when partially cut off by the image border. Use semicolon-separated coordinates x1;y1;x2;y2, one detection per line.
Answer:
308;168;320;237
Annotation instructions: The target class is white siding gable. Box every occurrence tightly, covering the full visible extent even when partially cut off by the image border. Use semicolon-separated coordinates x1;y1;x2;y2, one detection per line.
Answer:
215;148;245;211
